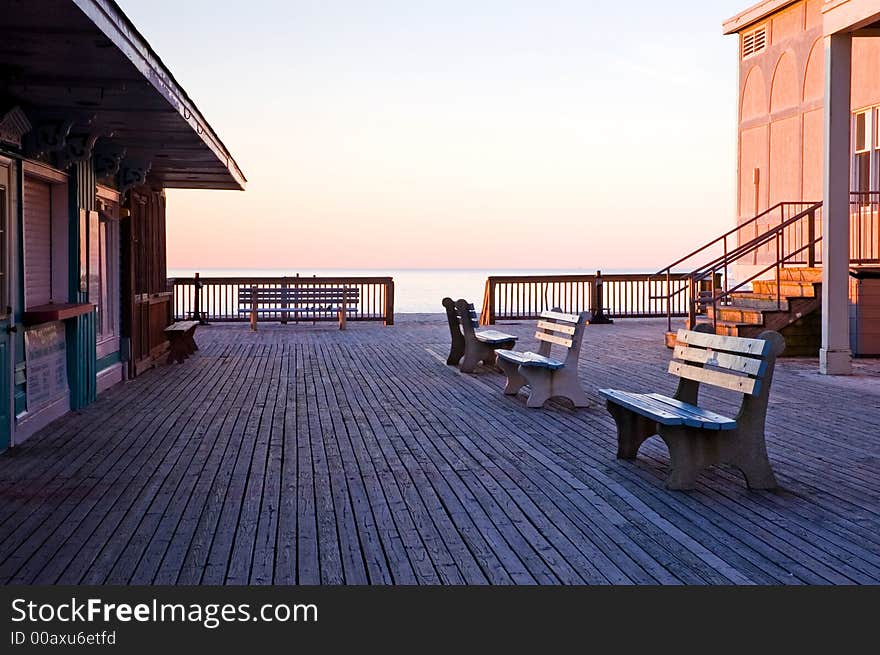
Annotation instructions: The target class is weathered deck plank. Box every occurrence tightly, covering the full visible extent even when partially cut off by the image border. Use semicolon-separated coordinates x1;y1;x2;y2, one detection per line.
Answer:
0;316;878;585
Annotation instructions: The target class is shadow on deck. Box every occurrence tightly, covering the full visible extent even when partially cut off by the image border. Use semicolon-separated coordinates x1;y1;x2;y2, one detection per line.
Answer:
0;316;878;584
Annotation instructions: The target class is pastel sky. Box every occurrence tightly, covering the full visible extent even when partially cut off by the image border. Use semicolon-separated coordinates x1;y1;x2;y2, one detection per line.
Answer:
117;0;749;271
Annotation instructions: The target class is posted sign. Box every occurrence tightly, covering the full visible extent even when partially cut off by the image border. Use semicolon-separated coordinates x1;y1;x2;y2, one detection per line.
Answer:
25;322;68;409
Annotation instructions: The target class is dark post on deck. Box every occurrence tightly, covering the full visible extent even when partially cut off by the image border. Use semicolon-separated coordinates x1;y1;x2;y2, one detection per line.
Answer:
590;271;613;324
193;272;206;325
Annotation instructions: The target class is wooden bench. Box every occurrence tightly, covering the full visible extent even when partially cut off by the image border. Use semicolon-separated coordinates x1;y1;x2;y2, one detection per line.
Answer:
164;320;199;364
599;326;785;490
442;297;518;373
239;286;358;331
495;309;591;408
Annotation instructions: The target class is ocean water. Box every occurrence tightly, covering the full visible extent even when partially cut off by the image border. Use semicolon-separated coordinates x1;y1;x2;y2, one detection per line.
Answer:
167;267;641;314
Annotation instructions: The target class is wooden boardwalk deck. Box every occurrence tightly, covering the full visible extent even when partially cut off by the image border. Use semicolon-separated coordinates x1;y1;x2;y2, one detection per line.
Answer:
1;316;878;585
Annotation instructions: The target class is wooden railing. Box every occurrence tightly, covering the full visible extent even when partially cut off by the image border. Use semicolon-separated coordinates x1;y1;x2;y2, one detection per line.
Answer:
170;274;395;325
852;191;880;264
479;272;691;325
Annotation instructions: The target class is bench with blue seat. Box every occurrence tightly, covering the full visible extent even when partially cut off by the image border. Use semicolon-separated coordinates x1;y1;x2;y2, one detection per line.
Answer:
495;309;591;408
442;297;518;372
599;326;785;490
239;286;358;331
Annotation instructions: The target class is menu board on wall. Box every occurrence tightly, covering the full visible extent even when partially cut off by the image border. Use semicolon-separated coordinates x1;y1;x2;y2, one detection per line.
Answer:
25;322;68;410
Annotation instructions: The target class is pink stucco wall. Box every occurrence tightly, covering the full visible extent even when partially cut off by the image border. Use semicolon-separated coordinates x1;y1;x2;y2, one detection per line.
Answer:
735;0;880;228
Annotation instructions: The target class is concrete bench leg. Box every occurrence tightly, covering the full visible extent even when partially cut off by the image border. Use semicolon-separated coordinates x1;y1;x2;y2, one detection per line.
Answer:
166;335;187;365
184;327;198;354
606;402;658;459
496;357;527;396
460;342;494;373
550;367;589;408
519;366;589;408
447;338;464;366
522;370;552;408
719;434;778;490
659;426;721;490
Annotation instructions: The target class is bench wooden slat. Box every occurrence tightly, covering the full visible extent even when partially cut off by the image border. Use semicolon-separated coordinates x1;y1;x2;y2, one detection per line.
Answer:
676;329;770;356
598;389;684;425
238;307;358;314
645;393;737;430
474;329;517;345
165;321;198;332
535;332;574;348
672;344;767;377
668;360;760;395
496;349;564;370
536;320;576;335
599;390;737;430
539;310;582;324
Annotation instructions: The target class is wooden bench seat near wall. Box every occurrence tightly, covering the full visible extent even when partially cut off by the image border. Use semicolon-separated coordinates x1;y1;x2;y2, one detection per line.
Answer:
599;326;786;490
239;286;358;331
164;320;199;364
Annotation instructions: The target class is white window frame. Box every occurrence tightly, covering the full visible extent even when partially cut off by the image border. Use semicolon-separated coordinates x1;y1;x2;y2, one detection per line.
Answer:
855;110;872;154
95;189;121;359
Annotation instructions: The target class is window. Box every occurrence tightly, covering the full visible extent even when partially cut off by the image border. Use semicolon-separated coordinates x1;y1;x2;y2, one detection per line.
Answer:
94;197;120;344
22;167;67;310
853;108;879;205
742;26;767;59
855;111;871;153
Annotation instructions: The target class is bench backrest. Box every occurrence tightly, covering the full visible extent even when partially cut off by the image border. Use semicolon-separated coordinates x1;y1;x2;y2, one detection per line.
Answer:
451;299;480;336
534;308;591;365
671;327;785;428
240;286;360;307
670;329;785;397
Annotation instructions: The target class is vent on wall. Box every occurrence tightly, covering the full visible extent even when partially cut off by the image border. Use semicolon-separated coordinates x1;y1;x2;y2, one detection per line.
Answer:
742;26;767;59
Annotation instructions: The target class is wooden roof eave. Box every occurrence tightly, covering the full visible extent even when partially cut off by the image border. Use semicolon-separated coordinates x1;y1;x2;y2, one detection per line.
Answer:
71;0;246;190
722;0;800;35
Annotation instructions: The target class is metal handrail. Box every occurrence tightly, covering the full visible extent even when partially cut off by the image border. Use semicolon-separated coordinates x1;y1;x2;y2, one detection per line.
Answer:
686;202;822;281
653;201;816;276
652;201;822;331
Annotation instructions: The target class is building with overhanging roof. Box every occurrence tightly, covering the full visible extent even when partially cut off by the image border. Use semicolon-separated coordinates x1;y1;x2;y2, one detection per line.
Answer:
0;0;245;449
722;0;880;374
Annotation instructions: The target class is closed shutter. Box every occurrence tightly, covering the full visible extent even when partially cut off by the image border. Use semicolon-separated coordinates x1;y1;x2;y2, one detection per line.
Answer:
24;177;52;307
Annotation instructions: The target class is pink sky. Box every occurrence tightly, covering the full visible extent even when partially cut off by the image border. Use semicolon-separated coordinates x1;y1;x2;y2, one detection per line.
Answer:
119;1;746;271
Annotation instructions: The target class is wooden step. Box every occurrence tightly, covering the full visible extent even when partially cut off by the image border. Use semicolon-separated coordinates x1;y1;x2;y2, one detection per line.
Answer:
705;304;765;325
777;267;822;283
727;293;791;311
751;279;817;298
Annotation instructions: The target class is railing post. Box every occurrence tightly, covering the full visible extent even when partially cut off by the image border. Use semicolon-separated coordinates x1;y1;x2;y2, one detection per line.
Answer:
339;285;348;330
591;270;613;324
807;209;816;267
193;271;204;324
281;276;288;325
687;276;697;329
384;279;395;326
665;270;672;332
776;233;782;310
723;238;729;297
482;278;496;325
250;284;258;332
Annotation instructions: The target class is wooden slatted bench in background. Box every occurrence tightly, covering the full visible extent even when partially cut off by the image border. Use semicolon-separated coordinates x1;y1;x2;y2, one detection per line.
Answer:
164;320;200;364
599;326;786;490
442;297;518;372
239;286;358;331
495;309;591;408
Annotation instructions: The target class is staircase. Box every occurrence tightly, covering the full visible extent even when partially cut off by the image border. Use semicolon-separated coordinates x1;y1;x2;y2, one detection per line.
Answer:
693;267;822;356
655;201;826;356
